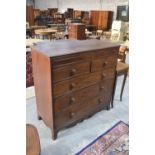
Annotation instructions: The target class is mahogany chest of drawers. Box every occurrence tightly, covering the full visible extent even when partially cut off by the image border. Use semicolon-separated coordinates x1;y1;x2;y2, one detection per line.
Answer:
31;40;119;140
68;23;86;40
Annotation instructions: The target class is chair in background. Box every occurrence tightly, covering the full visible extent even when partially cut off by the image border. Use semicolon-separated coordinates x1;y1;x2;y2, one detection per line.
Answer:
26;124;40;155
118;45;128;63
110;20;126;41
96;30;103;37
111;46;129;108
103;31;111;40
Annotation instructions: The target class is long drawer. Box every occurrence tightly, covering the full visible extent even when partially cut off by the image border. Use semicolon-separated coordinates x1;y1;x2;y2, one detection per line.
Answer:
53;61;90;82
54;77;114;113
53;68;115;97
55;94;110;130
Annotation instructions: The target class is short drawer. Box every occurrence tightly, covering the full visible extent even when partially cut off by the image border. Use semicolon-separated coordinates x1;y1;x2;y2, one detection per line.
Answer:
91;57;117;72
92;47;119;59
55;95;109;130
53;62;90;82
52;53;91;68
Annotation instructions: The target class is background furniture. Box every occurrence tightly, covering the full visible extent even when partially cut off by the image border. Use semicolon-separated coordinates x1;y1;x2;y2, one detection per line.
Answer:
111;46;129;107
74;10;81;19
116;5;129;22
68;23;86;40
54;13;65;24
111;62;129;108
31;40;119;140
34;9;41;19
26;5;34;26
26;25;47;38
34;28;57;40
118;45;128;63
90;10;113;30
26;124;40;155
34;14;51;26
67;8;74;18
26;51;34;88
48;8;58;18
110;20;126;41
26;38;50;88
86;25;96;32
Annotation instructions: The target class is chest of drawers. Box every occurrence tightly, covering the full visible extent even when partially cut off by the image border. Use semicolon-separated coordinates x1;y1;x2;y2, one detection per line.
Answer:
68;23;86;40
31;40;119;140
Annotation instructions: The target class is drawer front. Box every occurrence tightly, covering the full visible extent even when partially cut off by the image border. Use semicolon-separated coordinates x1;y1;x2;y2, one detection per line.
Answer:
52;53;91;68
53;69;115;97
55;95;109;130
92;47;118;59
54;77;114;113
53;62;90;82
91;57;117;72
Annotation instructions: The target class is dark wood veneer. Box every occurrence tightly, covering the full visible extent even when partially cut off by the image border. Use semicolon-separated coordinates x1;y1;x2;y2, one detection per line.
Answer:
31;40;119;140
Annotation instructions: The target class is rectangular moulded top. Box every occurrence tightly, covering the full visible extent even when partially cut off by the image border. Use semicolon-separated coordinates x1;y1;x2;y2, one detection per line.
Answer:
31;39;120;58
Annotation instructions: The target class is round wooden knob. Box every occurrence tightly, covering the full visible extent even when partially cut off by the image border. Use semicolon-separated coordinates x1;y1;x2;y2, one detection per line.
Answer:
71;68;77;75
102;73;106;79
98;98;102;104
70;83;76;89
100;86;104;90
103;61;108;67
70;97;75;104
70;112;75;118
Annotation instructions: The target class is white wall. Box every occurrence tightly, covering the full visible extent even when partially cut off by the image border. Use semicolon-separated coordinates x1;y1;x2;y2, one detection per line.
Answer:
26;0;34;6
35;0;58;10
58;0;100;12
35;0;128;19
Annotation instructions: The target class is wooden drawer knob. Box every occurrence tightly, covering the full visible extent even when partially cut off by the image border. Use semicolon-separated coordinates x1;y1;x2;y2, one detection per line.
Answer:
70;112;76;118
103;61;108;67
70;83;76;90
102;73;106;79
100;86;104;90
98;98;103;104
70;68;77;75
70;97;76;105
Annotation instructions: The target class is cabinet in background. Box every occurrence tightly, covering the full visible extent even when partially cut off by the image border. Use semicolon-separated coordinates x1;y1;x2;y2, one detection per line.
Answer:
26;5;34;26
90;10;113;30
68;23;86;40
